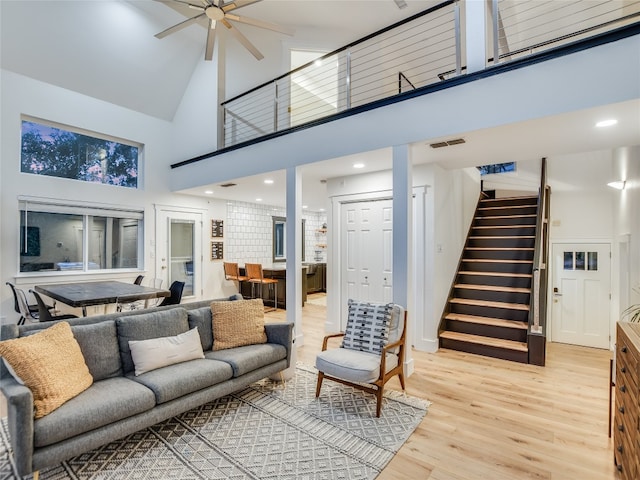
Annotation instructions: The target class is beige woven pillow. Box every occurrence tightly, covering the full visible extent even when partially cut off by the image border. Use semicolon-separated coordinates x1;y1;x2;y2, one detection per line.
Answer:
211;299;267;351
0;322;93;418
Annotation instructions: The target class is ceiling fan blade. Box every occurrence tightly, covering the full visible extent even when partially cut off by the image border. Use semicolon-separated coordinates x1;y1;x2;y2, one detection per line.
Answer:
221;0;262;13
225;14;294;36
157;0;205;10
394;0;408;9
205;19;216;61
155;13;205;39
221;19;264;60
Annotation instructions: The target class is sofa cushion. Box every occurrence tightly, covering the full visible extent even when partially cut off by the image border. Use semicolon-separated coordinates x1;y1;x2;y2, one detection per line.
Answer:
205;344;287;377
342;300;393;355
187;307;214;351
211;299;267;351
0;322;93;419
129;327;205;376
71;321;123;381
33;377;156;448
316;348;399;384
116;308;189;375
129;358;233;404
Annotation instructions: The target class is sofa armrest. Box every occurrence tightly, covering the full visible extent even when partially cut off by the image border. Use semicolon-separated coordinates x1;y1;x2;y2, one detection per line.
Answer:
0;376;34;477
265;322;294;367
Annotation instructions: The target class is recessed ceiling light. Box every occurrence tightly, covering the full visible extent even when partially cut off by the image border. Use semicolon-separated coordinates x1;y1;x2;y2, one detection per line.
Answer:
302;205;308;209
204;190;213;195
596;119;618;128
264;179;274;184
314;59;322;67
256;198;263;202
319;208;325;212
353;163;365;169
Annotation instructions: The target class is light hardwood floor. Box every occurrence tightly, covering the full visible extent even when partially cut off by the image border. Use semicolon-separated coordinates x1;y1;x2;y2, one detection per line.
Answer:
268;298;619;480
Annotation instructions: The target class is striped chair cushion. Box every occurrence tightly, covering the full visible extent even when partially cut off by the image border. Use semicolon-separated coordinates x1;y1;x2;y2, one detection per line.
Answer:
341;300;393;355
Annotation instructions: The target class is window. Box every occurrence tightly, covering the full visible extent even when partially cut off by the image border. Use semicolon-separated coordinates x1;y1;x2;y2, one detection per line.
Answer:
477;162;516;176
19;199;143;273
21;118;140;188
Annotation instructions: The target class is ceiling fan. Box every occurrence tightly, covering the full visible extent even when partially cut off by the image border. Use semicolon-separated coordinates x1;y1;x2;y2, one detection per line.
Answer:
155;0;294;61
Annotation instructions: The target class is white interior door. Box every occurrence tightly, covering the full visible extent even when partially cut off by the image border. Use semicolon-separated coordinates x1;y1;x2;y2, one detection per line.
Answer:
156;209;203;300
340;199;393;328
551;242;611;349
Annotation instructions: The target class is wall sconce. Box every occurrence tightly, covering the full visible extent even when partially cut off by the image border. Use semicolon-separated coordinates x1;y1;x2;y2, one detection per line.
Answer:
607;180;626;190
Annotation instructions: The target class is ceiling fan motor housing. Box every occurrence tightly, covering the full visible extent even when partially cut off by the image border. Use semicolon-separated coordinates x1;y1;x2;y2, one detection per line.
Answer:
205;6;225;21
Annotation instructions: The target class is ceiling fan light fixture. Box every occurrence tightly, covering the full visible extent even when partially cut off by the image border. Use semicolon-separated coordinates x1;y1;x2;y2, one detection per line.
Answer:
205;6;225;21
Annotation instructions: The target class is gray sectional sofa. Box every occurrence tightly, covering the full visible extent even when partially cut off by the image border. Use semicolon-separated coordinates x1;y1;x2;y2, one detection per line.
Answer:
0;298;293;478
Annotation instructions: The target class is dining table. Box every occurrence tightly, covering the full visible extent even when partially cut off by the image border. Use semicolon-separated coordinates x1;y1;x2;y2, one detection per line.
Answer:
34;280;170;316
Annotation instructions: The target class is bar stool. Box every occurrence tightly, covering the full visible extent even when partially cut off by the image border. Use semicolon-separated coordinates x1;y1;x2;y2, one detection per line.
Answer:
245;263;278;312
224;262;248;293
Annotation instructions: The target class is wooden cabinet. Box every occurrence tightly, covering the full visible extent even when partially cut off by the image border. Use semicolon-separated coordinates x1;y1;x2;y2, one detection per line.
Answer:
614;322;640;480
306;263;326;293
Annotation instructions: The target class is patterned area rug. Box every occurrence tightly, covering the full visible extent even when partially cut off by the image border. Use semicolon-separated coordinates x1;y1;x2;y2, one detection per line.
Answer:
0;365;428;480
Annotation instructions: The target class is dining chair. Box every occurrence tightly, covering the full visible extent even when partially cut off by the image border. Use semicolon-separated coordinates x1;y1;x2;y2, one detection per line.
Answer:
158;281;185;306
30;290;78;322
245;263;278;312
6;282;55;325
315;302;407;417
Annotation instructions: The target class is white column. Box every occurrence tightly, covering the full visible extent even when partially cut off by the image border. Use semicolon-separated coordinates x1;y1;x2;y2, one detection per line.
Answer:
392;145;414;376
465;0;487;74
286;166;304;347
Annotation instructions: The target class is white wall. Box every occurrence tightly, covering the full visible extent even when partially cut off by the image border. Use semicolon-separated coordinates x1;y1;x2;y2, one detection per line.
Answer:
612;145;640;316
0;70;228;320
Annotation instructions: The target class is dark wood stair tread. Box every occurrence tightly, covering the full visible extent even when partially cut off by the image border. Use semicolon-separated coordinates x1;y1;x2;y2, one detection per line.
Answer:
480;195;538;202
466;247;534;251
445;312;528;330
458;270;532;278
469;235;535;239
463;258;533;264
450;297;530;311
472;225;535;230
475;214;537;220
440;331;529;352
454;283;530;293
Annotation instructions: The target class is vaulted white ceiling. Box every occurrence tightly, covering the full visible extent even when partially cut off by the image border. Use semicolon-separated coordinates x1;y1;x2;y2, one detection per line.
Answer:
0;0;433;120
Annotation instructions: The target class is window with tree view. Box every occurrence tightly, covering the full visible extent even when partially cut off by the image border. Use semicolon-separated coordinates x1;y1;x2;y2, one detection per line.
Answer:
21;119;139;188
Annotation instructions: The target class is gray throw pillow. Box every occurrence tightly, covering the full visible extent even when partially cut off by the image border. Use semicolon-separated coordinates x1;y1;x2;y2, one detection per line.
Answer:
116;308;189;374
187;307;214;351
71;321;123;381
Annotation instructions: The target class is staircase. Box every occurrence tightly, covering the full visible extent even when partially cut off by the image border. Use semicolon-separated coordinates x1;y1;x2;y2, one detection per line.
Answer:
439;195;539;363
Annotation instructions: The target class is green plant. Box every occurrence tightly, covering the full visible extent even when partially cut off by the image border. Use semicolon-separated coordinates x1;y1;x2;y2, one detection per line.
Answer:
622;304;640;322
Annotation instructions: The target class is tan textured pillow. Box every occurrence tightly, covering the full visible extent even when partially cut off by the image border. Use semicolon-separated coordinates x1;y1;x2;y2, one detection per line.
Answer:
211;299;267;351
0;322;93;418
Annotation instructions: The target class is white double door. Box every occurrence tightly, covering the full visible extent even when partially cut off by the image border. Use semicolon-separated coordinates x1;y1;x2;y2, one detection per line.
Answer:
341;199;394;310
551;242;611;349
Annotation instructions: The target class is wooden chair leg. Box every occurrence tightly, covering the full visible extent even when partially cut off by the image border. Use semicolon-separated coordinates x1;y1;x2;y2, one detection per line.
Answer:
33;471;40;480
398;371;406;391
376;386;384;417
315;372;324;398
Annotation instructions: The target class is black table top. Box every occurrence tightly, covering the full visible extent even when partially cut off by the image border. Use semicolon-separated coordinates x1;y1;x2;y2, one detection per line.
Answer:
35;280;170;308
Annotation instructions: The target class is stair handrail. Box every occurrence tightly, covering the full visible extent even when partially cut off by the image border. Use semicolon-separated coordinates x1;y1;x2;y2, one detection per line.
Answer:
530;157;550;336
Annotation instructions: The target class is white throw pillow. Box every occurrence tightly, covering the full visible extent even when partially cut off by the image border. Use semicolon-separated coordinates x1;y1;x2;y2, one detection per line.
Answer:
129;327;204;376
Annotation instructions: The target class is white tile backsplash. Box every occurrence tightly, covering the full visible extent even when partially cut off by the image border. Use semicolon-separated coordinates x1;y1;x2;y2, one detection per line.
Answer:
225;200;326;264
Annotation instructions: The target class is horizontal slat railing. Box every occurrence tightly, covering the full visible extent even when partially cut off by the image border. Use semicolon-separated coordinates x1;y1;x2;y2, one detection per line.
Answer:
217;0;640;150
222;0;459;148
